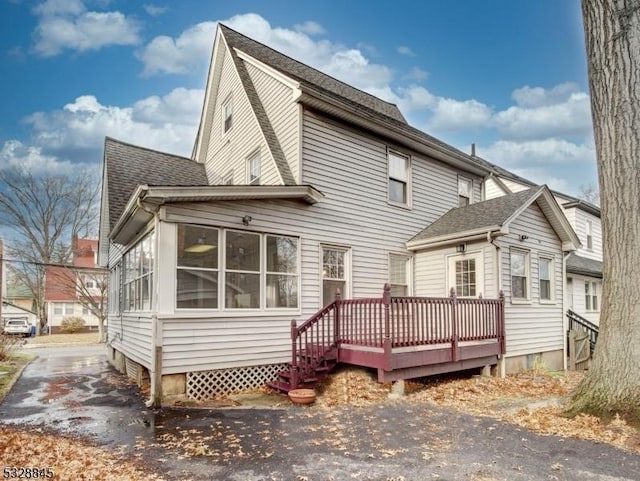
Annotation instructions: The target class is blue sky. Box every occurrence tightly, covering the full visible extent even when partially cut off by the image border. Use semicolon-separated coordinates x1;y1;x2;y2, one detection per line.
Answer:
0;0;596;195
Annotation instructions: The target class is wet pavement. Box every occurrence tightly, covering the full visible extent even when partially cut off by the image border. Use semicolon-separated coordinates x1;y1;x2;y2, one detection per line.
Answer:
2;346;640;480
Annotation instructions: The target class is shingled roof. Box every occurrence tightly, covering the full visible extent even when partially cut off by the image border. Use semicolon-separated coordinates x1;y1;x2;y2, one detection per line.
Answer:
220;25;406;124
408;188;540;245
566;253;603;278
104;137;207;231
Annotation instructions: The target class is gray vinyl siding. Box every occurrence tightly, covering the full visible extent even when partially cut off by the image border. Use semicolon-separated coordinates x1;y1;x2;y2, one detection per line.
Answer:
496;202;564;357
501;178;531;193
245;62;300;183
204;46;281;185
484;177;507;200
152;110;487;373
414;242;497;298
107;313;153;369
572;209;602;261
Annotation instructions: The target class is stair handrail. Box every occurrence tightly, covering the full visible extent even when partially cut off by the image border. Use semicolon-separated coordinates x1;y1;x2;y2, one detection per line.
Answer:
566;308;599;350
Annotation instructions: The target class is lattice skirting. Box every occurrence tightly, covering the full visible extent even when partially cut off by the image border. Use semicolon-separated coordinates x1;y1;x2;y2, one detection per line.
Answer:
186;363;288;401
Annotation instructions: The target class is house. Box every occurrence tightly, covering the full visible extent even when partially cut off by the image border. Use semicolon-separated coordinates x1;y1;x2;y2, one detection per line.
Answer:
99;24;579;405
483;168;602;326
44;237;105;333
1;301;38;332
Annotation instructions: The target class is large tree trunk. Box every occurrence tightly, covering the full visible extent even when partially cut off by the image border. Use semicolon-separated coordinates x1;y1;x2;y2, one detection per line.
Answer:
568;0;640;423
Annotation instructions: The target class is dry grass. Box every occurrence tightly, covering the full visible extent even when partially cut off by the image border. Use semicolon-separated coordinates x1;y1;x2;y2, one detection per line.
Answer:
27;332;100;345
313;366;640;453
0;353;33;401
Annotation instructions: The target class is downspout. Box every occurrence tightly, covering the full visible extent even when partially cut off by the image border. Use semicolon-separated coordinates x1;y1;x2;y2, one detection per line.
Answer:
562;251;571;371
490;231;506;377
136;197;163;408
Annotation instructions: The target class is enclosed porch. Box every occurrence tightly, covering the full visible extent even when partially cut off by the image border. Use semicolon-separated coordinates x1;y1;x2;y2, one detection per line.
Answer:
270;284;505;392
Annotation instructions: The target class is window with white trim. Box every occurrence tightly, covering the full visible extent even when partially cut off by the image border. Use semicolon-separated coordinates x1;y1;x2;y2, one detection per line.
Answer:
175;225;299;310
455;258;477;297
53;304;63;315
388;151;410;206
109;262;121;314
177;225;219;309
248;152;261;185
458;177;472;207
539;257;553;301
510;250;529;300
123;232;155;312
389;254;411;296
585;281;599;311
223;97;233;133
322;246;349;305
586;220;593;250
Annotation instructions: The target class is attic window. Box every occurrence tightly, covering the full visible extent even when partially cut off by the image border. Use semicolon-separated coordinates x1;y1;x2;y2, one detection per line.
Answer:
458;177;472;207
586;220;593;250
223;98;233;133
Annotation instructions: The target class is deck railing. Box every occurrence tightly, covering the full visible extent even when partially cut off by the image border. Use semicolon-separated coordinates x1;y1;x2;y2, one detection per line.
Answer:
289;285;505;385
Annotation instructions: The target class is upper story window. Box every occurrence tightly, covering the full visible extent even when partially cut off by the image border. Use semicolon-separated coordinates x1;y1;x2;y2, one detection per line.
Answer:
223;97;233;133
539;256;553;301
510;249;530;301
586;220;593;250
248;152;261;185
585;281;599;311
388;151;410;206
458;177;472;207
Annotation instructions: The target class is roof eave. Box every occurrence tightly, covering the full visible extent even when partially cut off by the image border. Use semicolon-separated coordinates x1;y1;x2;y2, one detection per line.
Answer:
296;89;490;177
110;185;325;245
406;226;503;251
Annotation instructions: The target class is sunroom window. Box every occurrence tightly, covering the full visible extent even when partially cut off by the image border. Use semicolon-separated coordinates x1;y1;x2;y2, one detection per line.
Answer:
123;232;154;311
175;225;299;310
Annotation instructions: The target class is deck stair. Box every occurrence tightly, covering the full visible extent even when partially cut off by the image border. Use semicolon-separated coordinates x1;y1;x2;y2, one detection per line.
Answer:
269;285;506;393
567;309;599;352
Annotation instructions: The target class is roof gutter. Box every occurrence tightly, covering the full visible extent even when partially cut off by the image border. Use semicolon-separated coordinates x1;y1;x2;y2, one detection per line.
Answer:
109;184;151;242
406;226;507;251
296;88;490;177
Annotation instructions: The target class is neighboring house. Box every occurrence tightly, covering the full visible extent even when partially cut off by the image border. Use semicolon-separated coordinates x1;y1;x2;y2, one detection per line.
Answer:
1;301;38;331
99;24;579;405
483;168;602;325
4;281;37;314
44;237;105;333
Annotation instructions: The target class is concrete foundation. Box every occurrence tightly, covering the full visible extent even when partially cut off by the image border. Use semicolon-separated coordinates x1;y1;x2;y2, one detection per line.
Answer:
504;349;564;374
161;373;187;404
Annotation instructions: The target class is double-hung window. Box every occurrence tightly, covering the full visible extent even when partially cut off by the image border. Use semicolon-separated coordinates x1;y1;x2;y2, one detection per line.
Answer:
248;152;261;185
322;246;349;305
388;151;410;206
225;231;260;309
266;236;298;308
586;220;593;250
539;257;553;301
223;98;233;133
389;254;410;296
585;281;599;311
458;177;472;207
510;250;529;300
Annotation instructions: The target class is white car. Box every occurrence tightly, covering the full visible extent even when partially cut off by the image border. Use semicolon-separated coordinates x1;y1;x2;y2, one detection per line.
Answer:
3;319;31;337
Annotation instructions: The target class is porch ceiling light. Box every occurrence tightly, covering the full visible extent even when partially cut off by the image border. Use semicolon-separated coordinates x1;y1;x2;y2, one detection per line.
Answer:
185;236;216;253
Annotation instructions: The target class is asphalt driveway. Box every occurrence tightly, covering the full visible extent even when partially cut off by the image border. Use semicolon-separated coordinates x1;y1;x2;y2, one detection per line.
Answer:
1;346;639;481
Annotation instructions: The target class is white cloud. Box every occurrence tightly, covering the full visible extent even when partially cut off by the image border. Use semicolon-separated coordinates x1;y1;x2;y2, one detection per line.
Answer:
18;89;203;170
143;4;167;16
511;82;582;108
136;13;393;92
493;89;592;140
397;46;415;57
403;67;429;82
428;97;493;131
136;21;216;76
293;21;325;35
32;0;140;56
479;138;596;168
0;140;75;173
394;85;437;112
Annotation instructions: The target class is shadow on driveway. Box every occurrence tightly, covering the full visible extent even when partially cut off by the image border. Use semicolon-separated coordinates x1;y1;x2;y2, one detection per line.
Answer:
1;346;639;481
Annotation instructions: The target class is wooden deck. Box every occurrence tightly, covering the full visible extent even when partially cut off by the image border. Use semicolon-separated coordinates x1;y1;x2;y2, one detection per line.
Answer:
270;285;505;392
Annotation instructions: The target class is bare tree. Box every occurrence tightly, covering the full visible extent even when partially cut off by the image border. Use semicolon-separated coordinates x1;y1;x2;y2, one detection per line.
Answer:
568;0;640;423
577;182;600;206
48;265;108;342
0;167;100;330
